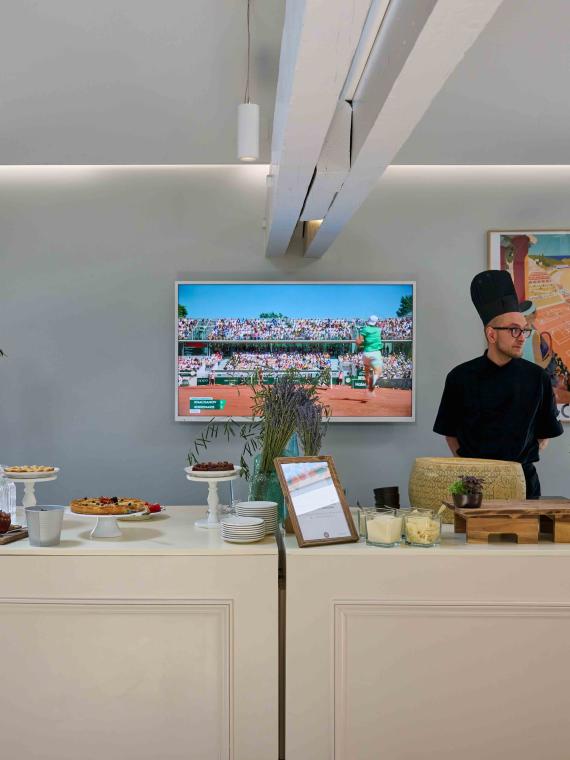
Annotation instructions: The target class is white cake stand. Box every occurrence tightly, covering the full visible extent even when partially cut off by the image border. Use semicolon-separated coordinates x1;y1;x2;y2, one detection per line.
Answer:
6;474;59;509
67;509;145;539
185;469;241;529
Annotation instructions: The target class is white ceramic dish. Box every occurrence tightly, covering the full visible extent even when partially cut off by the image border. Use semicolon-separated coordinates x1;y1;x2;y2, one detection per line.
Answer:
118;508;165;522
4;467;60;480
221;515;264;527
234;501;277;510
185;466;241;479
221;535;266;544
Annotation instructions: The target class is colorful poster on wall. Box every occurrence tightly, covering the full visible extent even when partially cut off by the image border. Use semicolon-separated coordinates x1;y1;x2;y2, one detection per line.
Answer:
488;230;570;422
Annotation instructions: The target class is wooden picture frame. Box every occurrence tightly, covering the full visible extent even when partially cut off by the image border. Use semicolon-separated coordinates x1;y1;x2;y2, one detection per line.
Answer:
274;456;359;548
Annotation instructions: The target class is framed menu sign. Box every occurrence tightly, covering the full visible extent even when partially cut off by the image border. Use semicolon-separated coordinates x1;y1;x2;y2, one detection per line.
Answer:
274;456;359;547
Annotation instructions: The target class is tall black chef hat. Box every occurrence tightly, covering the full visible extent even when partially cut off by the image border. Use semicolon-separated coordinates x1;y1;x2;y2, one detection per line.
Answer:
470;270;525;325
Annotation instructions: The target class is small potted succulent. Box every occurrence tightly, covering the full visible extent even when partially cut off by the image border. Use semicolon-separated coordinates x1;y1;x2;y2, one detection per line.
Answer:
450;475;484;508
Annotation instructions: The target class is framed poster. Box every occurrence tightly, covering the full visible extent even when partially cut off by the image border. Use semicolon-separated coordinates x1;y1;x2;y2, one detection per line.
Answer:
274;456;359;548
488;230;570;422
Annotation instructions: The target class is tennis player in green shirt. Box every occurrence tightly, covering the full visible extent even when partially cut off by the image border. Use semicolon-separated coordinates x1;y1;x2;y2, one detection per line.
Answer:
355;315;384;396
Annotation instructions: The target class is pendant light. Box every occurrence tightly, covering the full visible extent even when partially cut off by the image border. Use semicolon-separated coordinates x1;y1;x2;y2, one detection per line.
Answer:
238;0;259;161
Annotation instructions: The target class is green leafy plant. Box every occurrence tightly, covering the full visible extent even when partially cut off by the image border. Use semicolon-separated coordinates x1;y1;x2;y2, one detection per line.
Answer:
450;475;484;496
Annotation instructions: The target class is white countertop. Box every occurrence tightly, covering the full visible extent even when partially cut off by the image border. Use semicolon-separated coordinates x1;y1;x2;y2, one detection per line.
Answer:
282;524;570;556
0;505;278;556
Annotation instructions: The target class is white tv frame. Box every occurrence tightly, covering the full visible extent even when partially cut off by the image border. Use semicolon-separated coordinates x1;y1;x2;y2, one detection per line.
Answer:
175;281;416;423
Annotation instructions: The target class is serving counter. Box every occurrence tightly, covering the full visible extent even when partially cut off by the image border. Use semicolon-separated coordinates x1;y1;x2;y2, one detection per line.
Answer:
283;527;570;760
0;506;278;760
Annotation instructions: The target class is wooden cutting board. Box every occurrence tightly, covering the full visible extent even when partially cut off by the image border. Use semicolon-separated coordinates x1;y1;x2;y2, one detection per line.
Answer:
0;525;28;544
446;500;570;544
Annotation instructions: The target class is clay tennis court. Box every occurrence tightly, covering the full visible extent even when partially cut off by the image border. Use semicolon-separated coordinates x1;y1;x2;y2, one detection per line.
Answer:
178;384;413;419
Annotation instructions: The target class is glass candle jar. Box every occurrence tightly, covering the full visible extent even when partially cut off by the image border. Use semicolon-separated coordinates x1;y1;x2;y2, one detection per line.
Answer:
365;507;403;547
404;508;441;547
358;507;376;538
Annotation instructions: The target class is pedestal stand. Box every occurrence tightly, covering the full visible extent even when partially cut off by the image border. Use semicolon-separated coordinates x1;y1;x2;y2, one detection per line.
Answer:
186;472;241;529
7;475;59;509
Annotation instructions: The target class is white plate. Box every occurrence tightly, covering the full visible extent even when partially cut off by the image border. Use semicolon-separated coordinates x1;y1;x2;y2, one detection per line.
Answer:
185;466;241;479
221;515;264;527
236;509;278;516
234;501;277;509
222;535;266;544
221;528;266;536
4;467;60;479
221;525;265;533
118;508;165;522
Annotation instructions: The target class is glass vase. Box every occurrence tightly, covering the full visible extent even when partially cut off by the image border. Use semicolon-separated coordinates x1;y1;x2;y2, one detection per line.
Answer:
248;434;299;523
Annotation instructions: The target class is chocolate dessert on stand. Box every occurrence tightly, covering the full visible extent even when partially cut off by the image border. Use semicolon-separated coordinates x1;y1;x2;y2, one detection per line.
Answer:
191;461;235;472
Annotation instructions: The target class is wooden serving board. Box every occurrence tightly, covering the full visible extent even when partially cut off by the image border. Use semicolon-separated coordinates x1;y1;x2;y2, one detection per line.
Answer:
0;525;29;544
445;500;570;544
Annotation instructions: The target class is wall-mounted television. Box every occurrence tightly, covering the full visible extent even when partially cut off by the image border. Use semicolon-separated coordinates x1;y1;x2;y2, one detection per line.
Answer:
176;282;415;422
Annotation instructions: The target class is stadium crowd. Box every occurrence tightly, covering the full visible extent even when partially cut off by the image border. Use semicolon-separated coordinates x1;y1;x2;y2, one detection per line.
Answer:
178;316;413;341
224;350;413;379
378;317;412;340
339;352;413;379
178;318;200;339
226;351;331;372
178;352;222;372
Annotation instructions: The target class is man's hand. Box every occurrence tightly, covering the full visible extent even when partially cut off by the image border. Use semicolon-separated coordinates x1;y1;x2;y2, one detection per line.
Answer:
445;436;460;456
538;438;549;451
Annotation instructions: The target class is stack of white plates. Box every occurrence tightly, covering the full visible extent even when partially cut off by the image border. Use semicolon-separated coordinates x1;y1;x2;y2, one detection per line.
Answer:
235;501;278;535
220;515;266;544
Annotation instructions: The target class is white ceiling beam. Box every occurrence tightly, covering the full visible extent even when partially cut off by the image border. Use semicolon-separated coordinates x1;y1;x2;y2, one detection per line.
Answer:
265;0;374;258
299;101;352;222
305;0;505;258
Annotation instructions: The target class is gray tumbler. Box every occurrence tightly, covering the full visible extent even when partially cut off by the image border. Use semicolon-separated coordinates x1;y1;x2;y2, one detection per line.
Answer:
25;505;65;547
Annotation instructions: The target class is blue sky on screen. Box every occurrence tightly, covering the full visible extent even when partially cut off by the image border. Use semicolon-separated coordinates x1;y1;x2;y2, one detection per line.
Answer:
178;283;413;320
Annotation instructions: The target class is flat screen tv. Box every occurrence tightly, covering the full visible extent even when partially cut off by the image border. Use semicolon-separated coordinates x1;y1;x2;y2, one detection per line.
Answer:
176;282;415;422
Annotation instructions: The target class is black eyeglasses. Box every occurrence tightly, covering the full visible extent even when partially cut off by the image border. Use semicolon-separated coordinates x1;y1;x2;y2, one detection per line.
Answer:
490;326;532;339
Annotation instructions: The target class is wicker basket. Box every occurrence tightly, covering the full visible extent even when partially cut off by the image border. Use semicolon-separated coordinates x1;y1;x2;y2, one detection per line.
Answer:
408;457;526;523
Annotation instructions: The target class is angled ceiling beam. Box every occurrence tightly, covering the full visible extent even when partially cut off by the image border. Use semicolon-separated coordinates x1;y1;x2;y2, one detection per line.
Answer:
299;101;351;222
265;0;374;258
305;0;505;258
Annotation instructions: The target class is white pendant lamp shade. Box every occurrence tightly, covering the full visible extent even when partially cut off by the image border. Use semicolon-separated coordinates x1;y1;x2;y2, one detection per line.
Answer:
238;102;259;161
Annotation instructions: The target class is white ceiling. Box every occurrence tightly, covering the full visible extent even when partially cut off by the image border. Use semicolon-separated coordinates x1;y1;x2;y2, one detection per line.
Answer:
0;0;284;164
395;0;570;164
0;0;568;166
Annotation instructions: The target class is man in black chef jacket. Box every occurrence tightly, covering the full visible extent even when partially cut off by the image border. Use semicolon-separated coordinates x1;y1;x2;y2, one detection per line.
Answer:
433;270;563;499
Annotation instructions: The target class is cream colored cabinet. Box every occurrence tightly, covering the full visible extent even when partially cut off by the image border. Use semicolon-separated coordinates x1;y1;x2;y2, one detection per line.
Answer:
0;507;278;760
284;530;570;760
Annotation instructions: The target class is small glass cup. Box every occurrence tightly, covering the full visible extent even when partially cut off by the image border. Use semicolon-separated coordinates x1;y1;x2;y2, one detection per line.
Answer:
358;507;376;538
365;507;403;547
404;508;441;547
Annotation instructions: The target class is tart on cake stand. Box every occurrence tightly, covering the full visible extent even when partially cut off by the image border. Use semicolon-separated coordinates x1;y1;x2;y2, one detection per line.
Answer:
184;466;241;528
4;468;60;509
68;498;149;539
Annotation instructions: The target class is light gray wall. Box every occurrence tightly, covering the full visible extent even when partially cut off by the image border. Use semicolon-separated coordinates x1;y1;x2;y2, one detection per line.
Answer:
1;165;568;507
